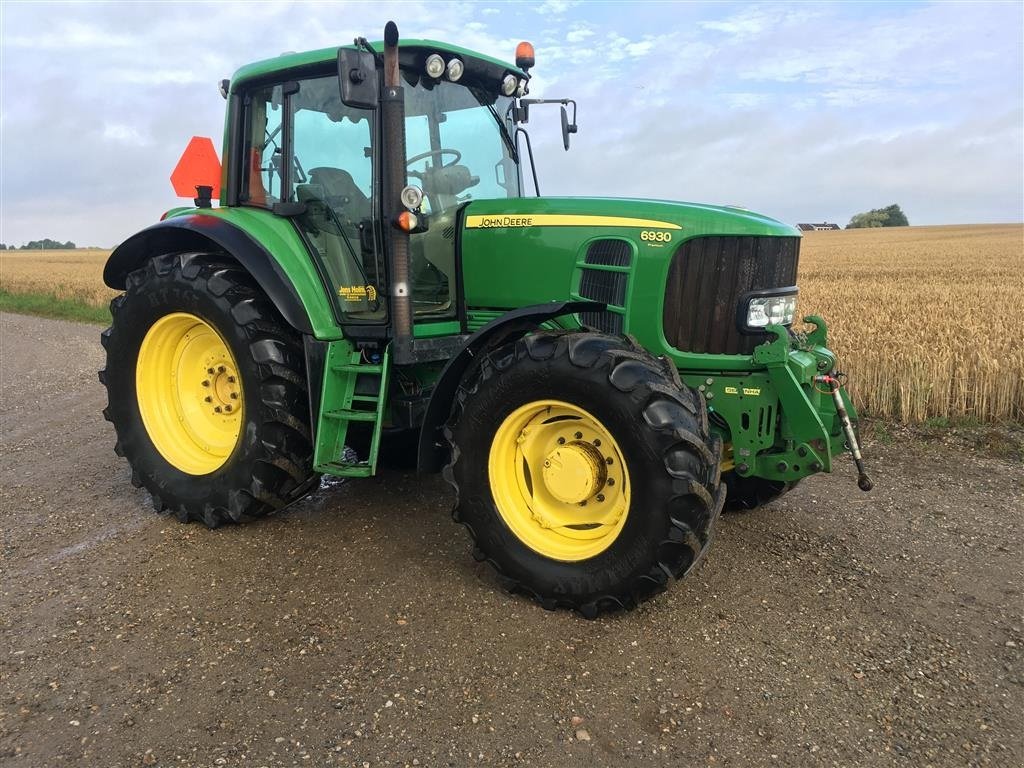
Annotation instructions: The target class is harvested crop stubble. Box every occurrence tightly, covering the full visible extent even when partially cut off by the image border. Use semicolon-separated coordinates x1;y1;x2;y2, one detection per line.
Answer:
0;249;116;306
798;224;1024;423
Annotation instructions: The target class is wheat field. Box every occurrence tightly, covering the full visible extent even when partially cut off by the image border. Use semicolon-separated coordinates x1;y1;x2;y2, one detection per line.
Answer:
1;225;1022;422
798;224;1023;423
0;248;117;306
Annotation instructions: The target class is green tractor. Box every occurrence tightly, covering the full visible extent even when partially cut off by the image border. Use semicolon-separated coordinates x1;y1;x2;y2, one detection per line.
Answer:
100;23;870;616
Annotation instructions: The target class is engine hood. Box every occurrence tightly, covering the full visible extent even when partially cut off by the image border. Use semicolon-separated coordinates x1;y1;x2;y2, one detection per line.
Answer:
458;195;801;328
461;196;799;238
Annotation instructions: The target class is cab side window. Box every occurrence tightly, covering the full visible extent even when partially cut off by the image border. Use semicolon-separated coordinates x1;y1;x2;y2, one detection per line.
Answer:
240;85;283;206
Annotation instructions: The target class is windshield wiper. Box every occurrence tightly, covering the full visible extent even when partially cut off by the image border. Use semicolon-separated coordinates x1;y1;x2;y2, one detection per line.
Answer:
487;104;519;163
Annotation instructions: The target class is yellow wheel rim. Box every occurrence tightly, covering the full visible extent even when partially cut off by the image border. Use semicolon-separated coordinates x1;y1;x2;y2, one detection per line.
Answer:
136;312;243;475
488;400;631;562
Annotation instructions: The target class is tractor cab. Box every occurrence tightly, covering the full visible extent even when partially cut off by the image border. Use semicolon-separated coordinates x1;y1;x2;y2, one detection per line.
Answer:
230;39;528;328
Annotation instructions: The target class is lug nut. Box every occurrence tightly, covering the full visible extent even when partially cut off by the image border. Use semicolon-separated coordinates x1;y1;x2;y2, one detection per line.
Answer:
574;431;583;440
579;500;587;506
224;405;232;412
201;380;210;387
230;392;238;399
776;461;788;472
593;439;601;447
218;365;226;373
596;494;605;502
607;478;615;486
227;375;236;383
214;406;222;413
605;457;613;465
207;367;215;375
204;396;212;403
557;437;566;445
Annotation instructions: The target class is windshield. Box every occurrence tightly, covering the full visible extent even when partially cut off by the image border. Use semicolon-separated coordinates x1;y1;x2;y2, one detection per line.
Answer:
402;74;521;212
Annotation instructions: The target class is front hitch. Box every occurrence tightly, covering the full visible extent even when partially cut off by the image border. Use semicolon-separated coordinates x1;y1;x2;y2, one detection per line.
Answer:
815;374;873;492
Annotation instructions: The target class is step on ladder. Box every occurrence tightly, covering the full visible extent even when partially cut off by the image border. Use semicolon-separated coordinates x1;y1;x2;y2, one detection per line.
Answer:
313;343;390;477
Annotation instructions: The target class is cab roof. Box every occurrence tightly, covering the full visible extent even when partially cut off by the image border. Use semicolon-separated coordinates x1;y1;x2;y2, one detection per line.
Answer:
230;39;526;90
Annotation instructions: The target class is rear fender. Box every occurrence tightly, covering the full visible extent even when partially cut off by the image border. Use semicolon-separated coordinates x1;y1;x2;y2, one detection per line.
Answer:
104;213;336;337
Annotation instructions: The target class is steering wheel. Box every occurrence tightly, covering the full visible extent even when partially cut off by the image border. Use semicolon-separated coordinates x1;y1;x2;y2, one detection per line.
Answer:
406;148;462;175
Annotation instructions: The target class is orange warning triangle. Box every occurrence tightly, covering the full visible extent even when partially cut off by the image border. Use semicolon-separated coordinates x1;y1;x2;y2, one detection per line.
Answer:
170;136;222;198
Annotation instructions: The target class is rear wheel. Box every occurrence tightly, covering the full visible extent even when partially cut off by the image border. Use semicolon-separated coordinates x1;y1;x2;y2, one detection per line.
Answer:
100;252;318;526
445;331;725;617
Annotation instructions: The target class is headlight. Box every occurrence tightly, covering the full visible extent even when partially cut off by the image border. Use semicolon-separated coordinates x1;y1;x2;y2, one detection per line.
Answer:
425;54;445;79
741;289;798;331
446;58;464;82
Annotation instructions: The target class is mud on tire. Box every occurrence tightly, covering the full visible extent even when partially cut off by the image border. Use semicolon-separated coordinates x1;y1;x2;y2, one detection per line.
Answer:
444;331;726;618
99;252;318;527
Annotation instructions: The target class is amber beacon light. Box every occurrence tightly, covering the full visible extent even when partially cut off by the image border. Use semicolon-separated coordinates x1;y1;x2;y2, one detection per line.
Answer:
515;41;535;71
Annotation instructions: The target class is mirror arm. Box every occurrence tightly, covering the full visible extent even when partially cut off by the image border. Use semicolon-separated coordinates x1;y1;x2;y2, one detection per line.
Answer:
516;97;578;131
514;127;540;196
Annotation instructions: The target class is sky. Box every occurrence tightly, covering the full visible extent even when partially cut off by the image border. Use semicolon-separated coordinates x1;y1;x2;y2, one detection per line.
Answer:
1;0;1021;248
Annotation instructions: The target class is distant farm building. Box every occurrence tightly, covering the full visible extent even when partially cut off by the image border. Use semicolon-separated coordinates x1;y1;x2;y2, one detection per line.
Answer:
797;223;841;231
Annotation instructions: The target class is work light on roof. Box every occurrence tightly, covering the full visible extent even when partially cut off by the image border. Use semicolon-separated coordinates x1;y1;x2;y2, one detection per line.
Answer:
425;53;445;79
501;74;518;96
446;58;464;82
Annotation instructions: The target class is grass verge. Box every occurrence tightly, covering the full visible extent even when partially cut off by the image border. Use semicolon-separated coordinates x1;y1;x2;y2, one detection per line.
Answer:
0;290;110;325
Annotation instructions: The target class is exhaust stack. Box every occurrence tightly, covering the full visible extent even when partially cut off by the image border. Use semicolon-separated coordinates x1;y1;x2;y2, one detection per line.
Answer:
381;20;413;360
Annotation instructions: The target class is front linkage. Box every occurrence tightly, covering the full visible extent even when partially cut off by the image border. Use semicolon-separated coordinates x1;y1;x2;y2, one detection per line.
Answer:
681;316;872;494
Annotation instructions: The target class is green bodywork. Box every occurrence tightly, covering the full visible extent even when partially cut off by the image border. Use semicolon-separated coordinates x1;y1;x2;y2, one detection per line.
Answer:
143;39;858;485
457;196;855;485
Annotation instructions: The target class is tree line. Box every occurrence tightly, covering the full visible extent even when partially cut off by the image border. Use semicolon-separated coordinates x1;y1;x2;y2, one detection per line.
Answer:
847;204;909;229
0;239;77;250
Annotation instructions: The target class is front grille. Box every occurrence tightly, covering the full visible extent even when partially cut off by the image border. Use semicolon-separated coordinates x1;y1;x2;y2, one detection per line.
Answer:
578;239;631;335
579;270;627;305
584;238;632;267
663;235;800;354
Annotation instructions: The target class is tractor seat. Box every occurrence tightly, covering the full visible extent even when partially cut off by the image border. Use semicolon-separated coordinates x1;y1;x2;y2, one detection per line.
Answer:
308;167;371;223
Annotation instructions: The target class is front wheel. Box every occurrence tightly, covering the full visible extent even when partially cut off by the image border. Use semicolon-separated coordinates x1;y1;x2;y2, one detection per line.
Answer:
100;252;318;527
444;332;725;617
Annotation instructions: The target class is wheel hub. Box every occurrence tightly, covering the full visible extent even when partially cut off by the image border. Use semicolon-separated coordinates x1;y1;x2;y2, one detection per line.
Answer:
488;400;631;562
136;312;244;475
205;364;241;415
542;442;607;504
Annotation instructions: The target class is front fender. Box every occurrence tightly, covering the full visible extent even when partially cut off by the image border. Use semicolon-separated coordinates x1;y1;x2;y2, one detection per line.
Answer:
416;300;604;473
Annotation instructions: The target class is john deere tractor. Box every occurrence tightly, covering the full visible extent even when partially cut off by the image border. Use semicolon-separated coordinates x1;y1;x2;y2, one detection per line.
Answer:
100;23;870;616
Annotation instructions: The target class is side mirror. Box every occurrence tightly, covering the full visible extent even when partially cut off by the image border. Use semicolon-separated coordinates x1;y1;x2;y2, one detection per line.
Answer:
560;105;578;150
337;48;378;110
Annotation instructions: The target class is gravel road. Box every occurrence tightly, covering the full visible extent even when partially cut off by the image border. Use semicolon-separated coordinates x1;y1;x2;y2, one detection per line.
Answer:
1;311;1021;768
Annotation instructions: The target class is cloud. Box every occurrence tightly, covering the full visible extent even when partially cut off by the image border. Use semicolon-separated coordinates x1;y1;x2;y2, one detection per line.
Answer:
565;25;594;44
0;0;1020;247
102;124;150;146
537;0;580;15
